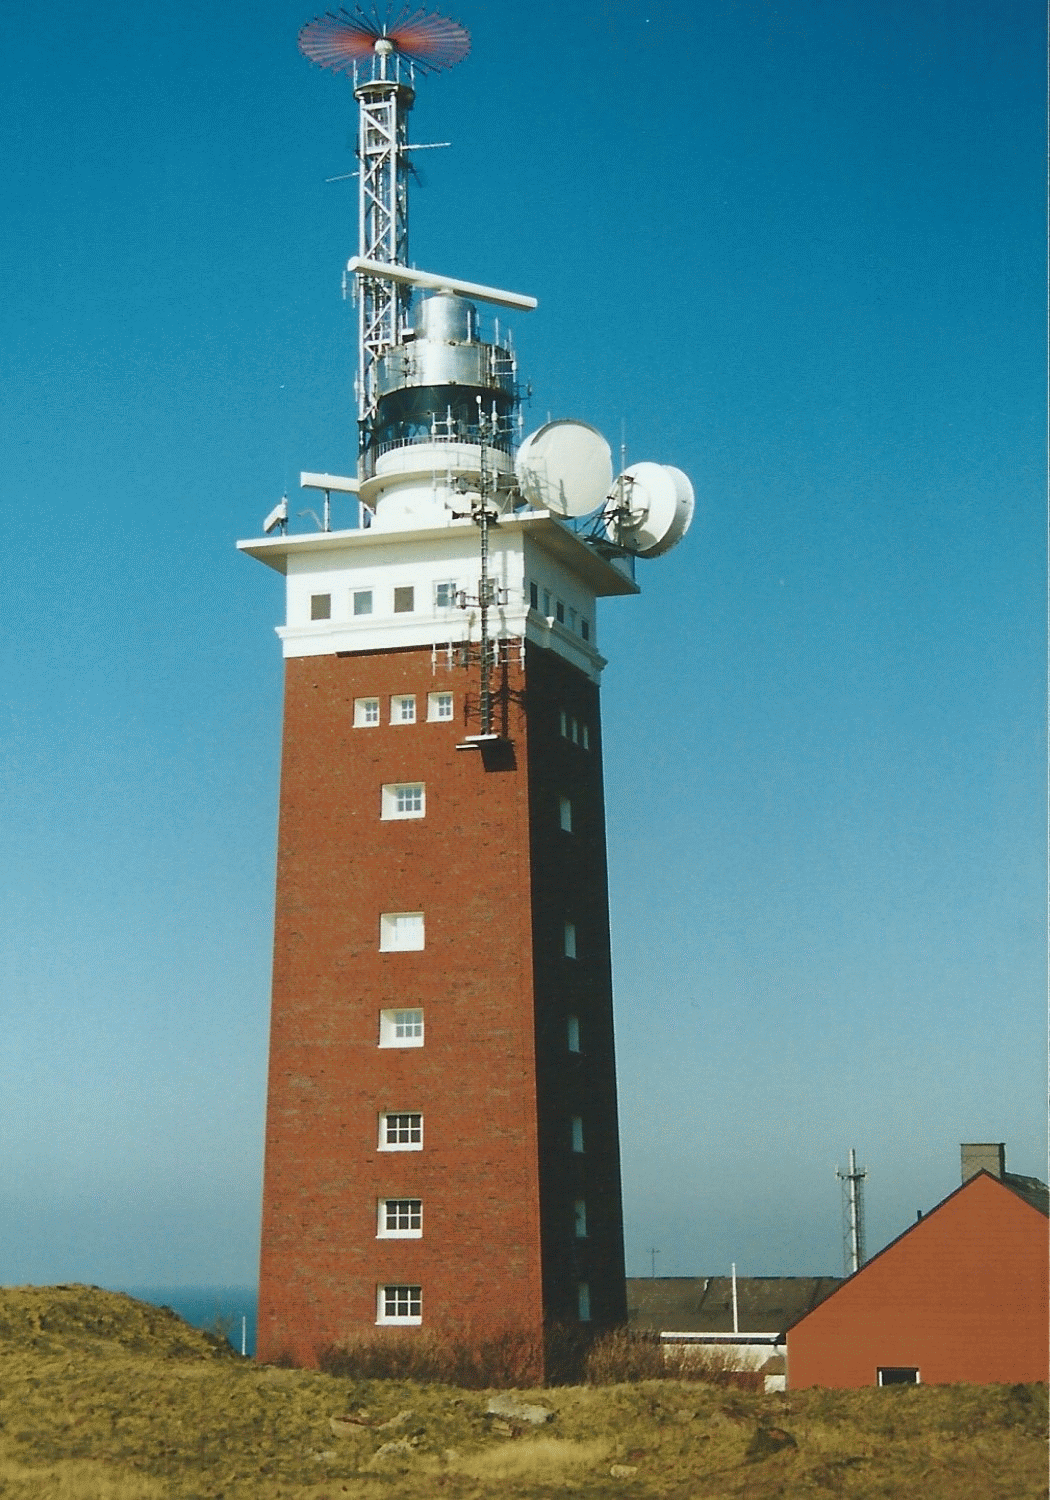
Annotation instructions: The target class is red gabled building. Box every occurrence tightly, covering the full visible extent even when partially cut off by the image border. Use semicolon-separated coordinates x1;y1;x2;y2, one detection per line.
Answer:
787;1156;1049;1389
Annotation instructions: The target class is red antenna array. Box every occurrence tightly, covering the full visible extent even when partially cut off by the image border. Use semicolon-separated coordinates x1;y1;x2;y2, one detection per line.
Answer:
299;6;470;76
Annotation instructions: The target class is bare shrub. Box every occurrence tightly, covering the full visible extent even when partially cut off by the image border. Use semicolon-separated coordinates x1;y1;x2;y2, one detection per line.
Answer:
318;1324;543;1388
585;1328;764;1390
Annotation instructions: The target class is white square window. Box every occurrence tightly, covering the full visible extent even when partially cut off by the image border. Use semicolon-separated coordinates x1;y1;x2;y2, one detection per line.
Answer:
567;1014;581;1053
574;1199;588;1238
381;783;425;820
394;586;415;613
380;912;425;951
435;581;457;608
353;589;373;616
577;1282;591;1322
377;1284;422;1325
563;921;577;959
571;1116;584;1153
391;695;416;724
427;691;454;722
354;697;380;728
311;593;331;621
559;797;573;833
379;1009;424;1047
378;1198;422;1238
379;1112;423;1150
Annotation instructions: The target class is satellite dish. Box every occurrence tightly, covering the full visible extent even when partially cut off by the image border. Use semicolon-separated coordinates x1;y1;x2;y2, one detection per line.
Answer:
605;462;695;558
515;420;613;518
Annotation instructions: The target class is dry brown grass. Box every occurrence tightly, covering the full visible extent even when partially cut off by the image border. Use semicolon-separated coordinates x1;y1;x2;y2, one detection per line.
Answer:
0;1285;1045;1499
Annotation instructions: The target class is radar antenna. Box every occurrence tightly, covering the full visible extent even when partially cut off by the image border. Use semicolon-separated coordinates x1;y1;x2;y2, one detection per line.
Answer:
299;8;470;462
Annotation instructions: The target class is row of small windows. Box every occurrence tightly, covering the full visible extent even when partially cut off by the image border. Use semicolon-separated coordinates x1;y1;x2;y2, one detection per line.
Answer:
560;710;590;749
377;1109;584;1155
380;784;571;830
379;1005;585;1054
528;583;591;642
311;583;592;642
374;1195;588;1242
378;1282;592;1326
378;912;581;960
355;693;454;727
310;583;461;622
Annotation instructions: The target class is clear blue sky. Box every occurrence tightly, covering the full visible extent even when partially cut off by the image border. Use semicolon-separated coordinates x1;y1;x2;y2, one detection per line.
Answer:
1;0;1044;1289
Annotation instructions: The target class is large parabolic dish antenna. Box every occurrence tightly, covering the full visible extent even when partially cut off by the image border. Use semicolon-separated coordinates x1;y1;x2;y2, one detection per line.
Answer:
515;420;614;518
299;6;471;74
605;462;695;557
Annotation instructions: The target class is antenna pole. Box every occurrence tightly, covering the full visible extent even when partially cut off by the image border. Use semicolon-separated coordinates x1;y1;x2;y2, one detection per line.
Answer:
837;1148;867;1274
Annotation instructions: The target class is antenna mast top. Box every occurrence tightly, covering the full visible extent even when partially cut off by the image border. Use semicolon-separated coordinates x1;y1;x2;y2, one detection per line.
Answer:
300;7;471;461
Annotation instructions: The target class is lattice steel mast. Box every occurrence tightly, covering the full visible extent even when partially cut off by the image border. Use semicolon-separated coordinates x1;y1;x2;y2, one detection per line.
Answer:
298;7;470;464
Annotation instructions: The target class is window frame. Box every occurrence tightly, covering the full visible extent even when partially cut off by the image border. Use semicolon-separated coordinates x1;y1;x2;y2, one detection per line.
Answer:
390;694;416;725
379;912;426;952
378;1008;425;1048
354;697;381;728
353;588;374;617
877;1367;920;1386
377;1284;422;1325
427;691;454;722
381;783;426;820
377;1198;423;1238
378;1112;423;1151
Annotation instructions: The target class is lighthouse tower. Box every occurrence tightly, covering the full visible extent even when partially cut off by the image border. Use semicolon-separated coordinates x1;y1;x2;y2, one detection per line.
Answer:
240;10;694;1372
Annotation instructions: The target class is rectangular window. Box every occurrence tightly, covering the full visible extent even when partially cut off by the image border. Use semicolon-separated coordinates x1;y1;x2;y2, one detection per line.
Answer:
379;1112;423;1150
577;1282;591;1322
543;589;552;616
567;1015;581;1053
571;1116;584;1153
569;607;578;632
529;582;539;610
391;695;416;724
354;697;380;728
559;797;573;833
877;1368;920;1386
379;1009;424;1047
581;618;590;642
574;1200;588;1238
310;593;331;621
570;717;579;744
377;1285;422;1325
427;691;454;722
353;589;373;616
556;600;565;624
582;724;590;750
559;710;568;738
394;586;415;614
381;783;425;820
378;1198;422;1238
435;581;457;608
564;921;577;959
380;912;425;951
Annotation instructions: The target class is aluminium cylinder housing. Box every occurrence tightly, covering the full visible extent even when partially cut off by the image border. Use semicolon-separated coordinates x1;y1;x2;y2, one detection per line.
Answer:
371;291;517;457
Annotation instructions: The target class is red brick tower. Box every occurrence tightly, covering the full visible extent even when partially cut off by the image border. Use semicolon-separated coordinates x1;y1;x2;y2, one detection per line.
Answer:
240;11;692;1371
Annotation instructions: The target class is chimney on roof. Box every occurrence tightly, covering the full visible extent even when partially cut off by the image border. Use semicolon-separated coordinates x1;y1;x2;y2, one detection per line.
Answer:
961;1142;1006;1183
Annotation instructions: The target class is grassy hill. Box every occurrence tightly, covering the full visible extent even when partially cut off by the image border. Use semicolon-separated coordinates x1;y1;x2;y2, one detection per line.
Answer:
0;1285;1045;1498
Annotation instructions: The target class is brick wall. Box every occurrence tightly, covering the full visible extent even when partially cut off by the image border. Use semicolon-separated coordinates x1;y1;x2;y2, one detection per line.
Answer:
257;640;627;1367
